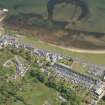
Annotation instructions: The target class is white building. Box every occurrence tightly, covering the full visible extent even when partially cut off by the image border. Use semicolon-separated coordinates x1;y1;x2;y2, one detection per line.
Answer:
3;8;8;12
94;81;105;96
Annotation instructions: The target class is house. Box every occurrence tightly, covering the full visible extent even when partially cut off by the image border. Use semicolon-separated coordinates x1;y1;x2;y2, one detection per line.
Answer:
46;52;62;64
94;81;105;96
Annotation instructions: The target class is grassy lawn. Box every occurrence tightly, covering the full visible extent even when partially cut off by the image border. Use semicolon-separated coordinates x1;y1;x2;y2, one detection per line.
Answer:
0;48;15;77
0;49;13;64
0;77;60;105
71;62;88;74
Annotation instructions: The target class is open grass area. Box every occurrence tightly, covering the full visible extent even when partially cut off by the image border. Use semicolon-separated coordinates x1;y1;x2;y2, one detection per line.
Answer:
71;62;88;74
0;76;60;105
0;48;15;77
15;81;60;105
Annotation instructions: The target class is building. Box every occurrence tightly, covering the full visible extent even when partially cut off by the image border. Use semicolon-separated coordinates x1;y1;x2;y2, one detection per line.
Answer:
94;81;105;96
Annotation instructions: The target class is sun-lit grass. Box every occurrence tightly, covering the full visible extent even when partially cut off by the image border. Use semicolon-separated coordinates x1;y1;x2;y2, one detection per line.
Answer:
0;49;15;77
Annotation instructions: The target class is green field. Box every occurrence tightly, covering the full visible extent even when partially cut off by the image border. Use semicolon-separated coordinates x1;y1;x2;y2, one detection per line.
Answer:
71;62;88;74
0;48;15;77
15;81;59;105
0;0;105;32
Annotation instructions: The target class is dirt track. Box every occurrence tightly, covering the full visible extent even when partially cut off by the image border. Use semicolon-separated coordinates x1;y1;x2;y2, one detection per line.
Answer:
48;43;105;54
